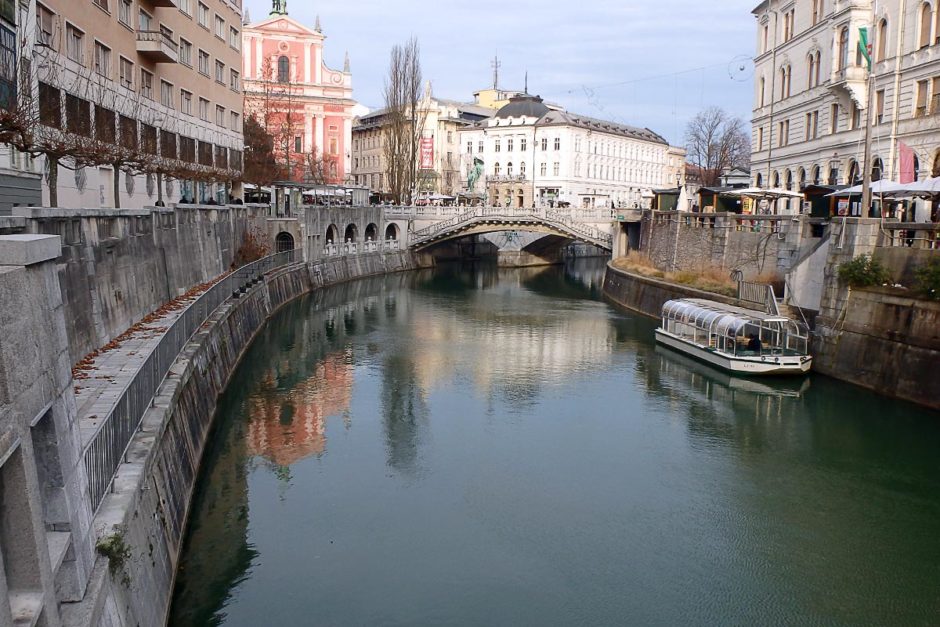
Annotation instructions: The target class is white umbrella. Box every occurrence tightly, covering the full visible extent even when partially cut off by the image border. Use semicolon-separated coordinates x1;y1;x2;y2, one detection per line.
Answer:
724;187;803;199
826;180;905;196
898;177;940;197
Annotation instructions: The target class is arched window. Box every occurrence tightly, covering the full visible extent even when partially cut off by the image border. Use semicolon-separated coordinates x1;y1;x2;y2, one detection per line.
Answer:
772;171;780;188
814;51;822;85
785;169;793;190
876;19;888;63
919;2;933;49
811;0;821;25
808;54;816;88
798;167;806;190
812;165;821;185
933;151;940;177
838;27;849;71
779;67;788;99
277;55;289;82
871;157;884;182
913;154;921;181
507;162;514;177
759;76;766;106
848;160;859;184
494;162;501;176
520;162;526;176
755;173;763;188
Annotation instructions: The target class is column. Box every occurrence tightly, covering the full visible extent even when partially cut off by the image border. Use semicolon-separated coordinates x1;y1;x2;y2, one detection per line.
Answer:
314;115;324;155
304;114;314;157
304;42;312;83
254;36;263;79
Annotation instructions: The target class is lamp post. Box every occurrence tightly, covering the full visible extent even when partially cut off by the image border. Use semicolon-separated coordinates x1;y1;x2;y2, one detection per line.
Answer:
676;172;681;211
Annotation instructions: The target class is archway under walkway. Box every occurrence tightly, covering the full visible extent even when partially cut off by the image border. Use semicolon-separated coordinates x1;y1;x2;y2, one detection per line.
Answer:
275;231;295;253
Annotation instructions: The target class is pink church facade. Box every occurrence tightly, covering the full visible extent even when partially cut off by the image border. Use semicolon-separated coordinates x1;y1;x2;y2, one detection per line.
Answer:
242;10;355;183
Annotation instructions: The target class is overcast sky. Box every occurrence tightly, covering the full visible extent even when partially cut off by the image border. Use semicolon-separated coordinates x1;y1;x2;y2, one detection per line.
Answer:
244;0;759;146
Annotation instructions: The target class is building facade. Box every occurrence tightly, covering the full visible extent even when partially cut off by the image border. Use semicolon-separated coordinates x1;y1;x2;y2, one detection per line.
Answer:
351;84;492;197
752;0;940;218
0;0;245;208
242;4;355;184
459;94;683;208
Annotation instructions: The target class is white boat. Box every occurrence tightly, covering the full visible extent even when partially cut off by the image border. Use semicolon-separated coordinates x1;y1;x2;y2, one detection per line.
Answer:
655;298;812;376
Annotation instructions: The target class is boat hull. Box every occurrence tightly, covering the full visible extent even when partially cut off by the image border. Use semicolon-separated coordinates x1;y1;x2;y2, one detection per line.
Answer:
655;329;812;376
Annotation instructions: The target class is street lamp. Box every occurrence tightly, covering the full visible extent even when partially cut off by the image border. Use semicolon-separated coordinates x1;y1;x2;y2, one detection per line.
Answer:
676;172;681;211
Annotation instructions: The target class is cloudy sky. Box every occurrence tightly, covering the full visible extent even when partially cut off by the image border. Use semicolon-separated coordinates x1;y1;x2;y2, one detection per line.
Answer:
244;0;759;145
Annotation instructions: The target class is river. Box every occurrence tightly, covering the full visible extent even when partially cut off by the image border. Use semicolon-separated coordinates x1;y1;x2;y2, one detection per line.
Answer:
170;259;940;626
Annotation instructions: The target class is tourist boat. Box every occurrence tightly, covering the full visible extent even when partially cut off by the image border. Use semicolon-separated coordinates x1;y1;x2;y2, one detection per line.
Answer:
655;298;812;376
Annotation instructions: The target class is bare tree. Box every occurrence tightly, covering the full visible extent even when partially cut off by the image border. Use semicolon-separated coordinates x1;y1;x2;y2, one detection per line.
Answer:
685;106;750;187
382;37;424;204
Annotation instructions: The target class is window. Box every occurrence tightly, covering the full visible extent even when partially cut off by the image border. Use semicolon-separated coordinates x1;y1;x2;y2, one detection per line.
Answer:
119;57;133;89
160;80;173;108
919;2;932;49
446;131;453;144
66;24;85;64
93;42;110;77
757;126;764;150
875;90;885;123
520;162;526;176
494;139;501;152
179;0;191;15
541;137;548;150
197;2;209;28
807;55;816;89
230;26;240;50
812;0;821;25
779;66;791;99
507;138;514;152
215;15;224;39
118;0;131;26
507;162;513;176
838;27;849;71
932;77;940;113
180;89;192;115
215;60;225;84
231;111;240;131
915;79;929;117
37;4;54;46
198;97;209;122
520;138;527;152
277;55;289;82
805;111;818;140
198;50;209;75
778;119;789;147
477;140;483;153
830;103;839;133
140;69;153;98
179;39;192;66
553;162;560;176
876;19;888;63
759;76;766;106
783;9;795;42
540;162;547;176
762;23;769;54
215;105;225;126
139;9;152;31
850;102;861;129
230;69;240;91
554;137;560;150
466;141;472;154
494;162;501;175
93;0;109;11
813;51;821;86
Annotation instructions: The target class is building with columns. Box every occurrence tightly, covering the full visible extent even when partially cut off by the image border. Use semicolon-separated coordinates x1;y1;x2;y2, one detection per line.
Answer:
459;94;683;208
751;0;940;219
242;3;355;184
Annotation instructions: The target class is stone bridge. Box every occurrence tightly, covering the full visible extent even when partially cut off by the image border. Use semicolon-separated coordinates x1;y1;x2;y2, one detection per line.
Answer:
383;206;615;252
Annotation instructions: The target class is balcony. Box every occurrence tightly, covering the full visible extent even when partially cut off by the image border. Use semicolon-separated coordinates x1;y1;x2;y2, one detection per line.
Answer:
136;30;178;63
140;0;178;7
486;174;528;184
829;65;868;109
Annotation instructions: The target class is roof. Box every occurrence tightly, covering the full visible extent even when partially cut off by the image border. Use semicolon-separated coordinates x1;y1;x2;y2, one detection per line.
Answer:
536;110;668;144
494;95;552;119
354;98;494;129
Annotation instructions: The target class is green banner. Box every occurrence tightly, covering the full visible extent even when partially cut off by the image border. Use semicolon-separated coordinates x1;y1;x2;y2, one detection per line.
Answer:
858;27;872;71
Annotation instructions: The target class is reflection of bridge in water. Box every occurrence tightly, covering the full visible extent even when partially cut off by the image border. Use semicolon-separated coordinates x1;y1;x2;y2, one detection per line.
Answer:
384;206;615;252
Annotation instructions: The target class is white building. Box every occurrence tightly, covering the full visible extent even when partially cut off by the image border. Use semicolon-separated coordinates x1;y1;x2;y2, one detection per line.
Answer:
458;95;683;208
752;0;940;219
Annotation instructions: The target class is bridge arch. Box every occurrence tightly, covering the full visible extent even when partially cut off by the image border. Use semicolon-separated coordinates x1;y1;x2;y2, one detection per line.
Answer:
344;223;359;243
364;223;379;242
275;231;295;252
325;224;339;244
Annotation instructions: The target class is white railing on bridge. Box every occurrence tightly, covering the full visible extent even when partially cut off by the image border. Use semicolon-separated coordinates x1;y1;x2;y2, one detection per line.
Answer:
383;205;616;223
384;239;401;251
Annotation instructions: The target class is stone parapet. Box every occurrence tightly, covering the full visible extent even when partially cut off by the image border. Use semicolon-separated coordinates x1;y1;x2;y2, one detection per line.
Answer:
0;234;62;266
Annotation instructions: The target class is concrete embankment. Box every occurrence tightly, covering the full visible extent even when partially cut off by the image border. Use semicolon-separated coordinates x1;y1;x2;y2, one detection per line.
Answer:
602;263;751;319
602;263;940;410
72;251;428;627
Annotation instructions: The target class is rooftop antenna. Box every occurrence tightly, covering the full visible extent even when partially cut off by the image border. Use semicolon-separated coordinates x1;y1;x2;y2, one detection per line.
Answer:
491;54;501;90
524;71;528;94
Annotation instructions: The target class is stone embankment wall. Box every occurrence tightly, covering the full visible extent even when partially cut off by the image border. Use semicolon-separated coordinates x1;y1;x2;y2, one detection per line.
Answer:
602;264;752;319
2;206;269;365
639;212;816;279
76;251;427;627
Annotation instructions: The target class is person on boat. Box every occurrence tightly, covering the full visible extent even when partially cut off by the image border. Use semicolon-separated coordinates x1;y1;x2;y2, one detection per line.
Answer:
747;334;762;353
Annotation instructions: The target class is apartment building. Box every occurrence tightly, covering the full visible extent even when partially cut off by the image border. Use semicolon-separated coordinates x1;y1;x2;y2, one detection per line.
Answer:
752;0;940;218
459;94;682;209
1;0;244;208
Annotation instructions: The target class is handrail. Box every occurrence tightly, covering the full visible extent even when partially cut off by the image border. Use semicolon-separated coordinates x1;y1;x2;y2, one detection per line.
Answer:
84;249;297;512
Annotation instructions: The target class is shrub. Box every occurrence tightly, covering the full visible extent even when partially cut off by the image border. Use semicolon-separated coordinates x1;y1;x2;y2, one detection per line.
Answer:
837;255;890;288
913;256;940;300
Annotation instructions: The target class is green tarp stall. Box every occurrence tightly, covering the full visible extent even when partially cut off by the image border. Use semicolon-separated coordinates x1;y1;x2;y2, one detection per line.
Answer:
652;187;681;211
698;187;743;213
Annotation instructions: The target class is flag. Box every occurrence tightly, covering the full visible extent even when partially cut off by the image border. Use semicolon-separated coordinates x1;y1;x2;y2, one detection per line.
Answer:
858;27;872;71
899;142;916;184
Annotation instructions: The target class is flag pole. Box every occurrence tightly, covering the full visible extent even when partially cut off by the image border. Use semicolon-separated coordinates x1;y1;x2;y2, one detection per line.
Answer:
860;26;874;218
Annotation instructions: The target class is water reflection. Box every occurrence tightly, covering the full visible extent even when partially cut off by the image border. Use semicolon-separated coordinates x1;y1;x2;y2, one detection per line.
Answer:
171;259;940;627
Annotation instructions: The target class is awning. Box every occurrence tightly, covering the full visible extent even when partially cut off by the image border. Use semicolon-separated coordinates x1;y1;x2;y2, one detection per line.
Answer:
826;180;906;196
723;187;803;199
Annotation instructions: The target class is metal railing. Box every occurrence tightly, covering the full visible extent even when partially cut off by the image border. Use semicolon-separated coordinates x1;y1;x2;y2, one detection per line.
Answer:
136;30;180;54
879;223;940;249
84;249;297;512
738;280;780;316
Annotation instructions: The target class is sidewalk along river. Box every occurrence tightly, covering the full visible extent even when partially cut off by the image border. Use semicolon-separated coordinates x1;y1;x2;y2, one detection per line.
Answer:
170;259;940;627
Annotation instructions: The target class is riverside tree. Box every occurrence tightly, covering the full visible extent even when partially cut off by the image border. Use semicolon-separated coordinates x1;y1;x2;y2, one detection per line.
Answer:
684;107;750;188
